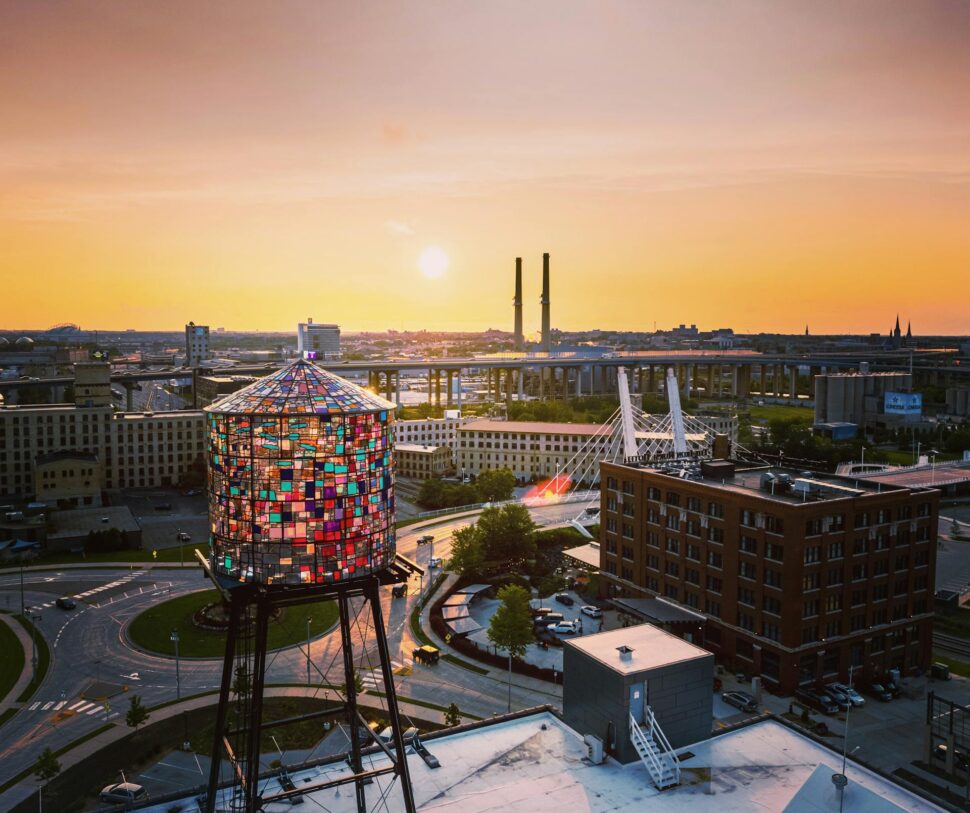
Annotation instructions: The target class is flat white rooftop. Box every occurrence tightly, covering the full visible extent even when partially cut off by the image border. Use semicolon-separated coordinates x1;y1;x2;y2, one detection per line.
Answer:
137;713;941;813
565;623;711;675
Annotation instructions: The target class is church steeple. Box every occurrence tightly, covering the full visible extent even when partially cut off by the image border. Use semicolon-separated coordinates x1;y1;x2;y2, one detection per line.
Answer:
906;320;912;339
894;314;901;338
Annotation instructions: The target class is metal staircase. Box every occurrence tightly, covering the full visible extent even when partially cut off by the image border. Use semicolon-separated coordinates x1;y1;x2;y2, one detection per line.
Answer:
629;708;680;790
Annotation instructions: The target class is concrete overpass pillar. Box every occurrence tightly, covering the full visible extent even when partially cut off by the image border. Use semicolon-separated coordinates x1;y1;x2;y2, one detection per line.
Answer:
683;364;692;399
577;366;583;398
518;368;524;401
740;365;751;398
427;368;433;406
789;366;798;401
648;365;656;394
456;370;462;411
706;365;714;398
434;369;441;408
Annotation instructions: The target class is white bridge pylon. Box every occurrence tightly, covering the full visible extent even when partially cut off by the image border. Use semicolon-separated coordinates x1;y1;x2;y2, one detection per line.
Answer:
542;366;719;534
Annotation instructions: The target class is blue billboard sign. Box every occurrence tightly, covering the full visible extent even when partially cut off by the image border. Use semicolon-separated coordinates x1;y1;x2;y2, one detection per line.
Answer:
884;391;922;416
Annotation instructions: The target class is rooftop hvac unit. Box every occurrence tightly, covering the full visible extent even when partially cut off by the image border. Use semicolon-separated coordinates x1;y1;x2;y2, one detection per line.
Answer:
584;734;605;764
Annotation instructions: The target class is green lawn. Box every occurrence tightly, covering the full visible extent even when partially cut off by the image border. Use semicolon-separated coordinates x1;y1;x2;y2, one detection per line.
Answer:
127;588;338;658
0;619;25;703
745;403;814;423
931;652;970;679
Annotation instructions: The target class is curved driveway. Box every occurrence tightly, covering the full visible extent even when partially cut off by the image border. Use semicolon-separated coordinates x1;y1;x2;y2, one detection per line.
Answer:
0;498;583;797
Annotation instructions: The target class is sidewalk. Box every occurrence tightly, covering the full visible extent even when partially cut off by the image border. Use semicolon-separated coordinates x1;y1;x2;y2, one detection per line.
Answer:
0;614;33;712
0;685;446;811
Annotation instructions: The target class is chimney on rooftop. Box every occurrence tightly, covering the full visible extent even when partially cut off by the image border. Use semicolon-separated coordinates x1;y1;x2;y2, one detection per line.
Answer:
540;252;551;352
514;257;524;351
617;645;634;662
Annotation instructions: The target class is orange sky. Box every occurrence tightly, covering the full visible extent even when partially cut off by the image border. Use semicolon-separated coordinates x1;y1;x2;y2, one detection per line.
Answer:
1;1;969;334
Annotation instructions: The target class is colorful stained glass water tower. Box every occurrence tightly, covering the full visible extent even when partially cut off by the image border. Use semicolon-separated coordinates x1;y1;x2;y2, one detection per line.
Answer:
200;359;419;813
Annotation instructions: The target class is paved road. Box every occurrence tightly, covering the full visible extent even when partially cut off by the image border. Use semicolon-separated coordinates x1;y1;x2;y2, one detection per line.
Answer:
0;498;581;802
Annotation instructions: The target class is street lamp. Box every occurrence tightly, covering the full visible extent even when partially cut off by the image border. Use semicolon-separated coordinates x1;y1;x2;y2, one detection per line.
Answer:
929;449;939;485
306;617;312;687
171;630;181;700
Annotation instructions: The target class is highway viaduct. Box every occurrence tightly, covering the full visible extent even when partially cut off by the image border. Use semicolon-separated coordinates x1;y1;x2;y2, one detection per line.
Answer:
0;348;960;411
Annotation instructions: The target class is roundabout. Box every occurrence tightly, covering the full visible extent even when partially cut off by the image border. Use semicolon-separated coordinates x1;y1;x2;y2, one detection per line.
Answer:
126;588;339;658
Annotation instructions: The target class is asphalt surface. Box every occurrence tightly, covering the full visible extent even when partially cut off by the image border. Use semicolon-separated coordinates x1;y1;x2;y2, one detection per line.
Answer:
0;498;582;803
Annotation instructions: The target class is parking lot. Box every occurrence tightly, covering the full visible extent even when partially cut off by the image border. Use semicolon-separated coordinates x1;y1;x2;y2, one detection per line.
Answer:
465;588;608;672
715;667;970;796
109;488;208;552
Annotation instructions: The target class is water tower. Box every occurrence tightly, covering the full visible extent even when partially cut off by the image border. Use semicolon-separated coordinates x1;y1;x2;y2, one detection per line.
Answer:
201;359;418;812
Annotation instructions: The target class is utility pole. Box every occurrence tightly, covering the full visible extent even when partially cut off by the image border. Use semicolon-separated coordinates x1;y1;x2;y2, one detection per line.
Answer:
306;617;312;686
171;630;181;700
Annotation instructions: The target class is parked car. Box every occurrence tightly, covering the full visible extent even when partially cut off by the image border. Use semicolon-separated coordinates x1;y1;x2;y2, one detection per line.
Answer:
100;783;149;804
154;502;172;511
795;688;839;715
391;584;408;598
931;662;952;681
883;677;901;698
828;683;865;707
531;606;553;618
546;621;579;635
580;605;602;619
822;685;850;711
417;535;434;545
536;612;564;626
429;557;442;569
177;531;191;542
866;682;893;702
55;596;76;610
722;691;758;713
554;593;574;606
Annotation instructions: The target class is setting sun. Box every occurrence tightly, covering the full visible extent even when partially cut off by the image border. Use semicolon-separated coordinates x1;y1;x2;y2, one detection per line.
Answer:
418;246;449;280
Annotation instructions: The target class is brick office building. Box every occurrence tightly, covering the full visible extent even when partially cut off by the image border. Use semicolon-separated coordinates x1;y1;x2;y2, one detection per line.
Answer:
599;460;938;693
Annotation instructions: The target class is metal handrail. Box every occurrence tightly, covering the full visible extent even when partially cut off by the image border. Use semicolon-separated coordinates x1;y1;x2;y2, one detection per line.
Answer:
645;706;680;784
629;713;666;785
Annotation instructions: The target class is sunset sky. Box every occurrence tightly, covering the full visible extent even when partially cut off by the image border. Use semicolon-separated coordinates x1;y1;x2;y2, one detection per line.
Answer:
1;1;968;334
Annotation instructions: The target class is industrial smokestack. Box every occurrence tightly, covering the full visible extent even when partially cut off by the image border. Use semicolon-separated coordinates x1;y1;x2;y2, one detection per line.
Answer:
541;252;551;352
514;257;524;351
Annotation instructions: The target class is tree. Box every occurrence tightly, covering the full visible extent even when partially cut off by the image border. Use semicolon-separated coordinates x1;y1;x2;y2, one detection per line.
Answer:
475;468;517;503
487;584;534;712
449;525;486;578
126;694;150;730
33;747;61;783
417;477;446;509
444;703;462;727
476;504;537;566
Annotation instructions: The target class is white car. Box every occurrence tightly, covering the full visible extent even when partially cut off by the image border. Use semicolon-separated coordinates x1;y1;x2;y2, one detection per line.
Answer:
100;783;148;804
546;621;579;635
429;557;443;569
830;682;865;707
580;605;602;619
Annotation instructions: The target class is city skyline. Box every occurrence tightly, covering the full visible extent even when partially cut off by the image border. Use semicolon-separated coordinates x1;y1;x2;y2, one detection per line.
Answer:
1;1;968;334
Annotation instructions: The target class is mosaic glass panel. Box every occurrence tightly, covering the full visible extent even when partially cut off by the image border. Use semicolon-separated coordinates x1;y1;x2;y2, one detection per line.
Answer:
207;361;396;586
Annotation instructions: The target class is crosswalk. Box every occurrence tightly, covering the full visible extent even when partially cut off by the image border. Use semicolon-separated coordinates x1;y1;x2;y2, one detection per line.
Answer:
26;571;147;612
23;698;118;720
359;660;409;690
74;570;146;600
